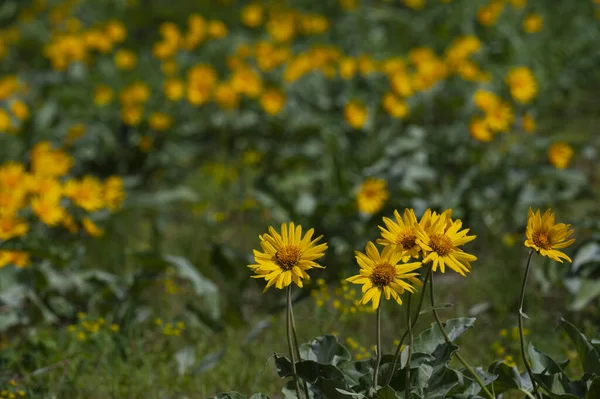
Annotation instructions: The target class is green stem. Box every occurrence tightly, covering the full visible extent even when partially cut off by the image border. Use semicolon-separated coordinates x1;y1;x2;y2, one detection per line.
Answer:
519;250;538;397
290;299;310;399
373;305;382;392
405;294;413;399
430;274;495;399
385;266;431;386
286;286;302;398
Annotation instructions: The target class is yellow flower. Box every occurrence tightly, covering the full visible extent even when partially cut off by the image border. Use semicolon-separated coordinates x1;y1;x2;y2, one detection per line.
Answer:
523;13;543;33
10;100;29;120
508;0;526;8
94;84;113;106
339;57;357;80
161;60;178;76
0;250;30;269
506;67;537;104
148;112;172;131
164;78;184;101
207;20;227;39
31;196;65;226
484;101;514;132
403;0;425;10
339;0;359;10
139;136;153;152
241;3;263;28
0;109;14;133
344;100;368;129
525;209;575;263
104;176;125;211
548;142;574;169
0;216;28;240
390;71;413;97
64;176;105;212
82;217;104;237
114;49;137;70
31;142;73;177
522;113;536;133
65;123;86;145
260;88;285;115
356;178;388;215
382;92;409;119
503;355;516;367
231;67;263;98
477;1;504;27
470;117;493;142
346;242;422;310
249;222;327;291
121;106;143;126
214;83;239;109
473;90;500;112
105;20;127;43
416;211;477;276
377;209;424;260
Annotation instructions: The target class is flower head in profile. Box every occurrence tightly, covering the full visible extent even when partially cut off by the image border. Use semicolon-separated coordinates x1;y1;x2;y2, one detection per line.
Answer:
416;210;477;276
347;242;422;310
377;208;424;260
249;223;327;291
525;209;575;263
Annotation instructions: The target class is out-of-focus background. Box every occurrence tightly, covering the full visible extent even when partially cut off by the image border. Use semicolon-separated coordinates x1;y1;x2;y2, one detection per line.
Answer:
0;0;598;397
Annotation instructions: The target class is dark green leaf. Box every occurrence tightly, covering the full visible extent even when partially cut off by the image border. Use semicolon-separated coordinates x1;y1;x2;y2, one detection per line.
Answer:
559;318;600;375
375;385;399;398
412;318;476;355
299;334;352;366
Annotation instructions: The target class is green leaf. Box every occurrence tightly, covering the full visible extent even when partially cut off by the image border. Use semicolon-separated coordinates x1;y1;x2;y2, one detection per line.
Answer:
210;392;247;399
487;361;525;394
528;343;569;375
568;279;600;311
412;318;476;355
375;386;400;398
586;377;600;399
299;334;352;366
559;318;600;375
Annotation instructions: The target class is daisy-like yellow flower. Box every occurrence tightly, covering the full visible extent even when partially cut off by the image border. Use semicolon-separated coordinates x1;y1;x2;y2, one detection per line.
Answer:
525;209;575;263
506;67;537;104
377;208;424;260
416;211;477;276
356;178;388;215
548;142;574;169
249;223;327;291
346;242;422;310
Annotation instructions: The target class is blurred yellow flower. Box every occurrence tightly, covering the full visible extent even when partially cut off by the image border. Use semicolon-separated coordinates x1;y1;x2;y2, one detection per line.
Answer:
0;109;13;133
470;117;493;142
477;1;504;26
65;123;86;144
105;20;127;43
548;142;574;169
356;178;388;215
241;4;263;28
522;113;536;133
249;222;327;291
139;136;153;152
231;67;263;98
82;217;104;237
161;60;178;76
104;176;125;211
0;250;30;269
523;13;543;33
403;0;425;10
382;92;409;119
214;83;239;109
390;71;413;97
339;0;359;10
64;176;105;212
508;0;526;8
94;84;113;106
121;106;143;126
31;196;65;226
207;20;228;39
484;101;514;132
344;100;368;129
31;142;73;178
148;112;173;131
473;90;500;112
10;100;29;120
164;78;184;101
260;88;285;115
114;49;137;70
506;67;537;104
346;242;422;310
0;216;29;240
525;208;575;263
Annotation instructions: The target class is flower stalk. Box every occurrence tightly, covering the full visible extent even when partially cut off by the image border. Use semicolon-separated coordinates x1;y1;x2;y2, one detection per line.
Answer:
518;249;538;396
373;305;382;392
429;274;495;399
405;293;413;399
290;300;310;399
286;286;302;398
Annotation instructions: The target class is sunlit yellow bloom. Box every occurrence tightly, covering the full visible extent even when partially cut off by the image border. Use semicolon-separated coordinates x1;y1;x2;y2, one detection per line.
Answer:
31;196;65;226
357;54;377;75
0;109;14;133
523;13;543;33
356;178;388;215
249;222;327;291
390;71;413;97
377;209;425;260
382;92;409;119
403;0;425;10
231;67;263;98
148;112;172;131
241;3;264;28
121;106;143;126
114;49;137;70
31;142;73;178
346;242;422;309
522;113;536;133
104;176;125;211
416;211;477;276
62;213;79;234
105;20;127;43
508;0;526;9
506;67;537;104
344;100;368;129
214;83;239;109
10;100;29;120
473;90;500;112
0;216;29;240
267;14;296;43
548;142;574;169
484;101;514;132
0;250;30;269
207;20;227;39
164;78;184;101
525;209;575;263
64;176;105;212
338;57;356;80
477;1;504;26
82;217;104;237
470;117;493;142
260;88;285;115
94;84;113;106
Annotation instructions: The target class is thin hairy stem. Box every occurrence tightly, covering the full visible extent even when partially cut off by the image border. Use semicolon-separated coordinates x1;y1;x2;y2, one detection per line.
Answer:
286;286;302;398
373;305;382;391
405;293;413;399
290;300;310;399
430;274;495;399
519;250;538;397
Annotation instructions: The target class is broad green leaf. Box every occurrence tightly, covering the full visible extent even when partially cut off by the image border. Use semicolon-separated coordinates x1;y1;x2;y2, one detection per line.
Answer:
586;376;600;399
569;279;600;311
559;318;600;375
528;343;569;374
487;361;525;394
299;334;352;366
375;385;400;398
412;318;476;355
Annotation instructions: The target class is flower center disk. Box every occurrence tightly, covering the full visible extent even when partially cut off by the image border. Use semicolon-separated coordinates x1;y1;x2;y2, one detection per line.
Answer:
396;229;417;249
371;262;396;287
532;231;551;250
275;245;302;270
430;234;453;256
